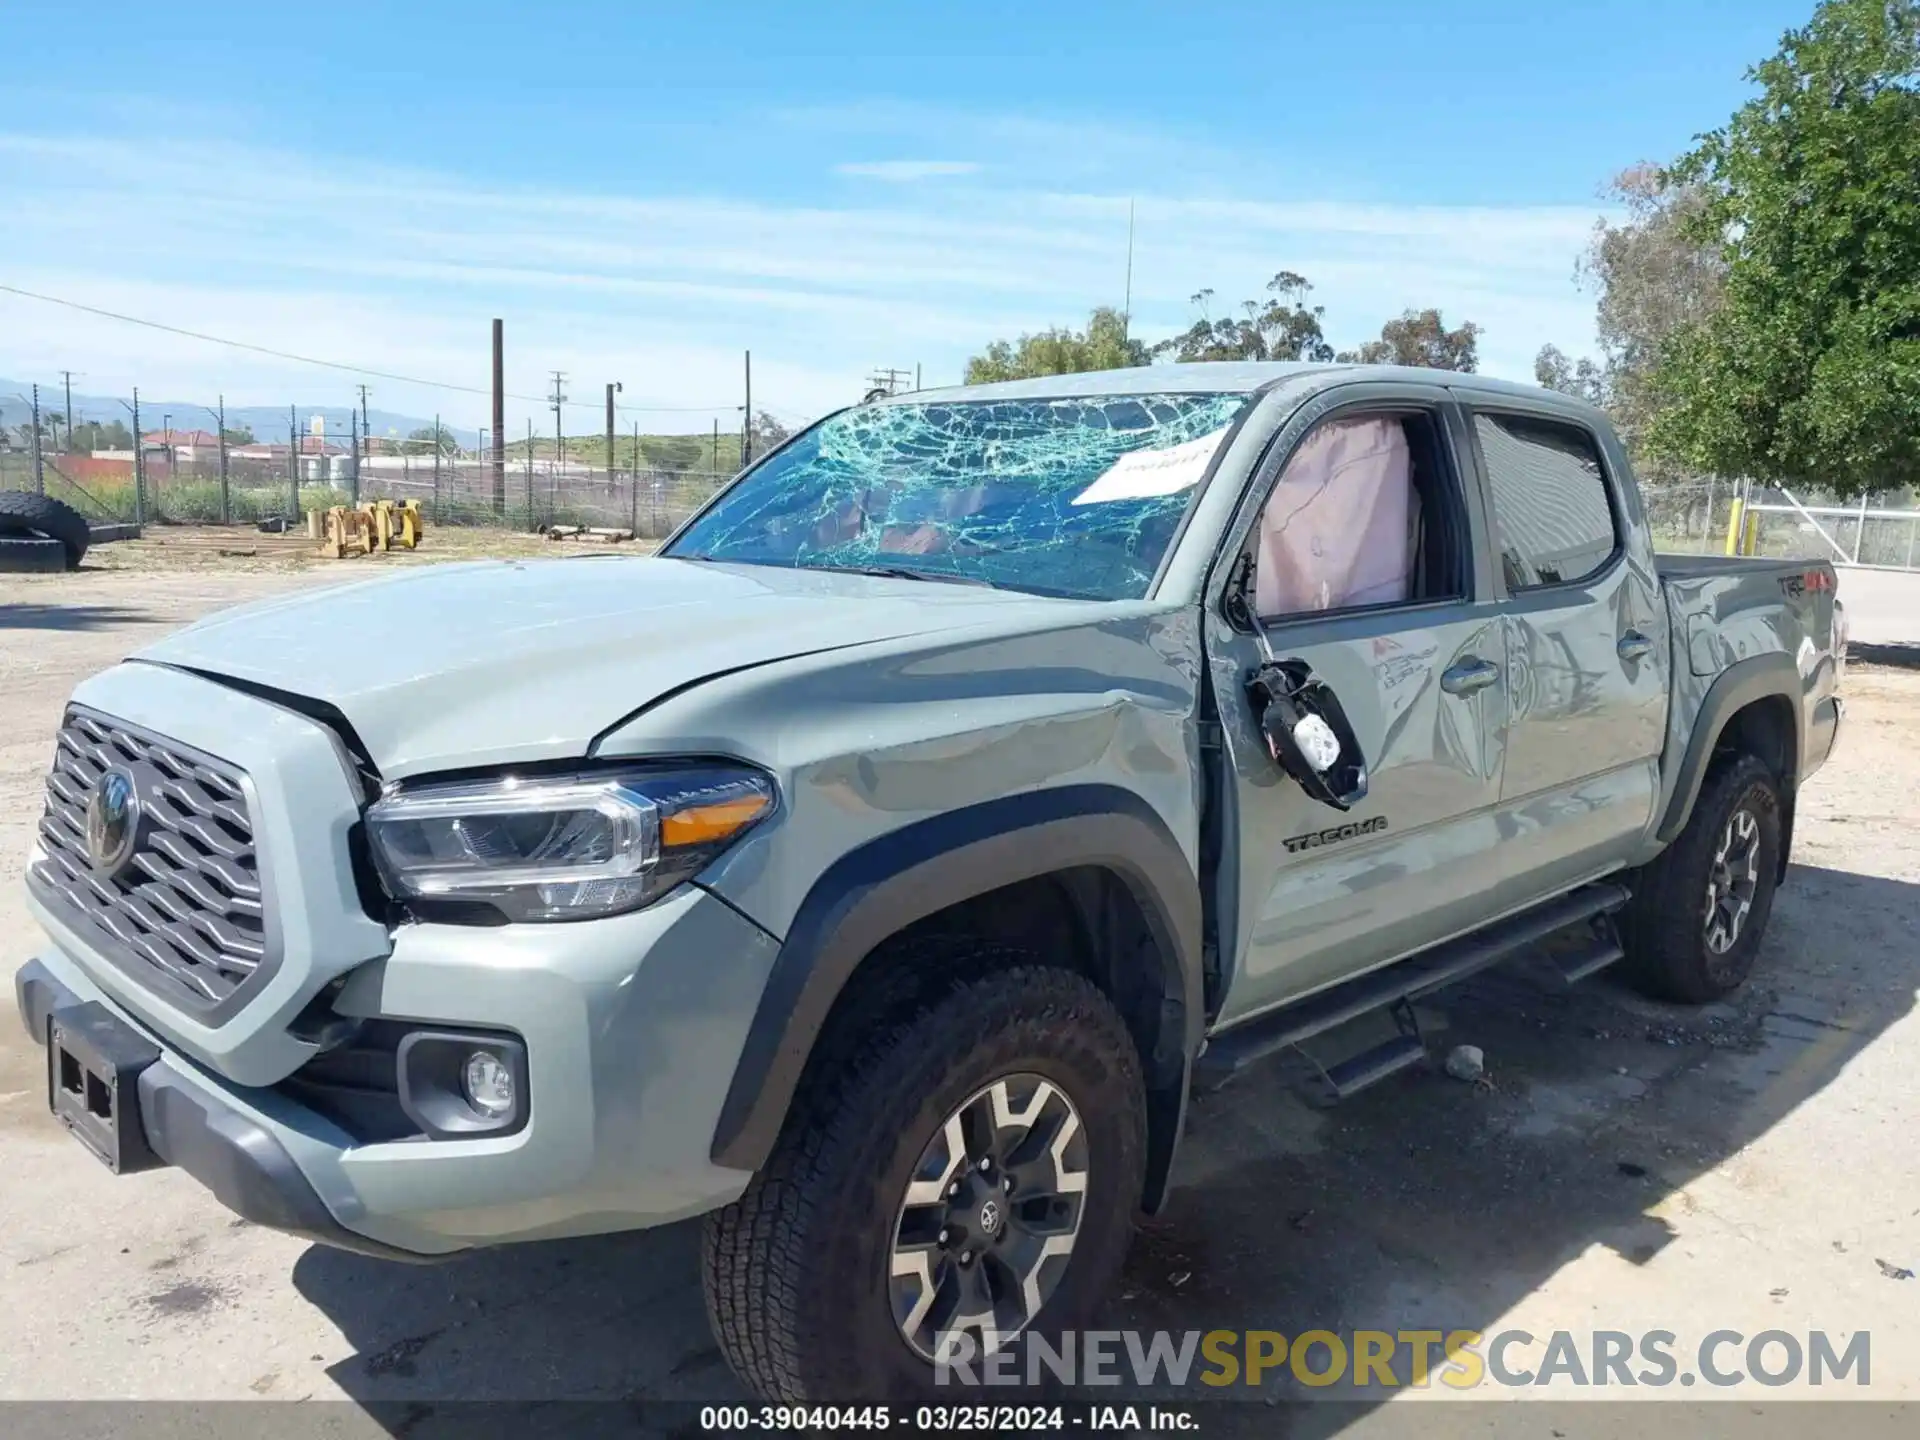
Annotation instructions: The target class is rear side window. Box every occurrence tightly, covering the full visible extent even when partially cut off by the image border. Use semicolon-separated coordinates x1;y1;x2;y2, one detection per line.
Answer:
1474;413;1618;590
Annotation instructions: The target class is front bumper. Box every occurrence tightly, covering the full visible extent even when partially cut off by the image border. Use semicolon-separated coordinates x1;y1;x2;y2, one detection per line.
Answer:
19;960;420;1260
16;883;783;1258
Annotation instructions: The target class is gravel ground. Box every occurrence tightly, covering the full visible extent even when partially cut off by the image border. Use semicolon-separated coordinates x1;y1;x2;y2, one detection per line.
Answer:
1;560;1915;1435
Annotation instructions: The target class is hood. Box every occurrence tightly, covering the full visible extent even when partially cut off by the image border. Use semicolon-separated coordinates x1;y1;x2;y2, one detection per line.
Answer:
135;556;1062;778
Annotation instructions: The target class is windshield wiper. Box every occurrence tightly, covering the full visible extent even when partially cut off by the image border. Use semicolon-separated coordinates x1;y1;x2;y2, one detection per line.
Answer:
815;563;1000;589
669;555;1000;589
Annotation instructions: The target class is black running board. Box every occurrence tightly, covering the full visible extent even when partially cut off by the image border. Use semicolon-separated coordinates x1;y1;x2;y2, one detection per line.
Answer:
1322;1033;1427;1099
1196;882;1632;1089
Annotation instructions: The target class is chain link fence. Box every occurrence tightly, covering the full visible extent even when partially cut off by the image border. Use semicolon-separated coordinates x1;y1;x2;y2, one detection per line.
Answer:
1640;480;1742;555
1741;489;1920;569
6;446;734;538
3;386;744;537
14;386;1915;569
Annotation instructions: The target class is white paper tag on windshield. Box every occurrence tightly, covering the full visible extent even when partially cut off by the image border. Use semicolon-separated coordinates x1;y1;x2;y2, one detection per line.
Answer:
1071;426;1230;506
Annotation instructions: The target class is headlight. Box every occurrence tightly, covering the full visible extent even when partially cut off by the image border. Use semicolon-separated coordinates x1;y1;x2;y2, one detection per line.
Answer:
366;765;775;922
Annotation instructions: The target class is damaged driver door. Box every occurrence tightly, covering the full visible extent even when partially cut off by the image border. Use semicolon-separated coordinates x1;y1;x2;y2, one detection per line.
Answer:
1203;393;1510;1027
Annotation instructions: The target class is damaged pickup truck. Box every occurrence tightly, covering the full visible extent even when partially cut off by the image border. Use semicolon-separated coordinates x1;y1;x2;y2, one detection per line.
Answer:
17;362;1843;1401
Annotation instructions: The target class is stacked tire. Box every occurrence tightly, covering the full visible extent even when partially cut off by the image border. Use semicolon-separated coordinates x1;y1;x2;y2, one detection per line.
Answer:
0;491;90;570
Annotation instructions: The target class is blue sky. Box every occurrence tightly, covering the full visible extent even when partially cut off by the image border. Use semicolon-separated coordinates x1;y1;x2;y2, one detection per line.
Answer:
1;0;1810;435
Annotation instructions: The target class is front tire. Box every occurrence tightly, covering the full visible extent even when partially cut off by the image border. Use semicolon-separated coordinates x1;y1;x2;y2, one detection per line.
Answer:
1621;753;1783;1003
703;958;1146;1402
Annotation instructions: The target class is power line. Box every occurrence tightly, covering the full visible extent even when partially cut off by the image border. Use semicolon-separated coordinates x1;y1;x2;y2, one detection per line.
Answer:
0;282;742;414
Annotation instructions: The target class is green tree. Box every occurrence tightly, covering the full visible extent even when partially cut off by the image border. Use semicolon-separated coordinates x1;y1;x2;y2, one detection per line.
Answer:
65;419;134;451
640;434;704;471
1534;344;1610;406
965;305;1149;382
222;424;255;446
403;423;458;456
1564;165;1726;475
1152;274;1334;363
1338;308;1482;370
1646;0;1920;498
749;410;791;454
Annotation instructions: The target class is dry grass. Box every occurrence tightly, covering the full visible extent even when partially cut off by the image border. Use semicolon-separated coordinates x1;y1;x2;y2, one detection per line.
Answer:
80;524;658;575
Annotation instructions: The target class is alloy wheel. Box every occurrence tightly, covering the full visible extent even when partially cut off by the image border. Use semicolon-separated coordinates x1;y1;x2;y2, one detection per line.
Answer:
1704;807;1761;955
887;1073;1089;1361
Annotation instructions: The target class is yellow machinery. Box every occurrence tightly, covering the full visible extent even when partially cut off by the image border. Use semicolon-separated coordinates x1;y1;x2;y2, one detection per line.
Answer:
1722;497;1762;557
318;499;425;558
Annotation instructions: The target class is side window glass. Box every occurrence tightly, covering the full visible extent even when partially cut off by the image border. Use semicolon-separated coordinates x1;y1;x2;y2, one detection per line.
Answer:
1473;413;1617;590
1253;413;1454;620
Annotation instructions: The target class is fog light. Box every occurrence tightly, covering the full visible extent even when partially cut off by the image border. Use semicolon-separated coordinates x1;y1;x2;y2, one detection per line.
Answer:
462;1051;516;1119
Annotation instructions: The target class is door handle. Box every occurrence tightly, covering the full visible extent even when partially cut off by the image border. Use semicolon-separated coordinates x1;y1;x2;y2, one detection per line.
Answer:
1440;658;1500;696
1617;630;1655;662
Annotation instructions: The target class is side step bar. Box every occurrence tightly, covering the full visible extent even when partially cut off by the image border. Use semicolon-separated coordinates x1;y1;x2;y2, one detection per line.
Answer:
1196;881;1632;1089
1322;1033;1427;1100
1555;926;1626;985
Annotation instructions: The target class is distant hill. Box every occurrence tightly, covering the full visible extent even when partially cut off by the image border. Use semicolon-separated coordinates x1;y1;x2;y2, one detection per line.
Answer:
1;381;745;465
0;381;474;449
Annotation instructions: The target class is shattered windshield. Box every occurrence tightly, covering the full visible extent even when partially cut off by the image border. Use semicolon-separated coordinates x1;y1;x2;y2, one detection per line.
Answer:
664;392;1251;600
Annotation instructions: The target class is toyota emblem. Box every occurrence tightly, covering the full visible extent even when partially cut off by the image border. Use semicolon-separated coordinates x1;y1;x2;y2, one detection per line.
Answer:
977;1199;1003;1237
86;767;141;876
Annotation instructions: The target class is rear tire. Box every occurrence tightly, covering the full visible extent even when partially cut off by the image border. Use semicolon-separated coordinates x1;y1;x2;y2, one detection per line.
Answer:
0;491;90;568
703;957;1146;1402
1621;753;1783;1003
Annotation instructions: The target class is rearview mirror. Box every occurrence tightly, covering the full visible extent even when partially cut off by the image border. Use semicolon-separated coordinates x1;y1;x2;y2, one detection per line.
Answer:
1246;659;1370;811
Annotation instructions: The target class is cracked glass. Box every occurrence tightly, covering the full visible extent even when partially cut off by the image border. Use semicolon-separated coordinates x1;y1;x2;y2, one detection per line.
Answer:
665;392;1252;600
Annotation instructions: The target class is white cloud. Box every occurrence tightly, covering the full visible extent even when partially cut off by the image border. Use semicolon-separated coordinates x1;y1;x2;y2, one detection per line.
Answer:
834;159;982;181
0;121;1610;430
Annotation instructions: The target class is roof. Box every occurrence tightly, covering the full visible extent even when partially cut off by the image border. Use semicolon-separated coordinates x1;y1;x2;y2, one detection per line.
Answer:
890;360;1588;412
143;428;222;447
230;439;349;457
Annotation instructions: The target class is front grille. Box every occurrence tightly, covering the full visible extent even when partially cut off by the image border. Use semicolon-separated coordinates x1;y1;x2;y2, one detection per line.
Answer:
31;706;271;1015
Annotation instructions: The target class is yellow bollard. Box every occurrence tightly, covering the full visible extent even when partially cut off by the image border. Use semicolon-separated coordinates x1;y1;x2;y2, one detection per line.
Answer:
1723;497;1746;556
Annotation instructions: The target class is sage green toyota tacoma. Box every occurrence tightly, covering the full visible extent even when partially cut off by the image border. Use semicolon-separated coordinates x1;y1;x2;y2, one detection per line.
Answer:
16;362;1843;1401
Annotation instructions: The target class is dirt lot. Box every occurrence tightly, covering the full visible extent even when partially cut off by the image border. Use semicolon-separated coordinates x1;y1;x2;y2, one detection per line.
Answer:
1;551;1916;1434
70;522;599;574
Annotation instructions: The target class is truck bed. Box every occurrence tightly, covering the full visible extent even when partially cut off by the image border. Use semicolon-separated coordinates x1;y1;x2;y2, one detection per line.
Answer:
1654;549;1842;796
1654;551;1820;581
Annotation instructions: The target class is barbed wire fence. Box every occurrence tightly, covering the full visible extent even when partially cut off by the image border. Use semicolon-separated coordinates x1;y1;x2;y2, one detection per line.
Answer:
0;377;793;539
7;373;1917;567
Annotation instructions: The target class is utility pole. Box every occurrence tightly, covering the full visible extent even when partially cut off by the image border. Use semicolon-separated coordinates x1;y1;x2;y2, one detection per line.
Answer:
630;419;640;535
491;318;506;517
866;367;912;398
289;405;299;521
433;411;442;516
549;371;567;522
203;397;230;524
356;384;371;465
29;384;43;495
712;418;719;472
605;381;620;492
1122;197;1135;344
60;370;74;453
127;388;144;526
161;411;172;483
350;410;361;505
525;417;535;528
742;350;753;465
915;362;922;391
